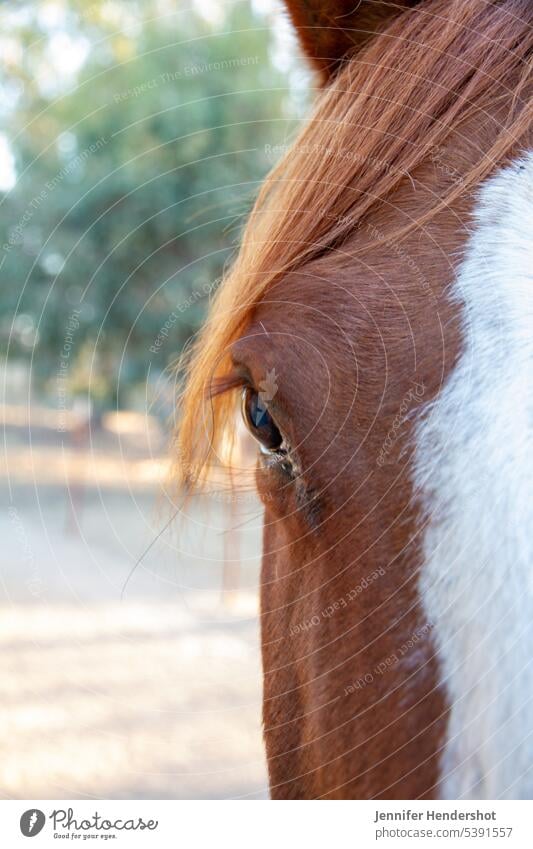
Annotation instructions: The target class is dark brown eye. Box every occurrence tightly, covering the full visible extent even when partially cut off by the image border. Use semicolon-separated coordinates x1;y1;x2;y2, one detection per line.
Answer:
241;386;283;453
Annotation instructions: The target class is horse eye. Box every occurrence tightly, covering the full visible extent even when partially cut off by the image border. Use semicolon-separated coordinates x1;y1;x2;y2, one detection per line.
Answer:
241;386;283;453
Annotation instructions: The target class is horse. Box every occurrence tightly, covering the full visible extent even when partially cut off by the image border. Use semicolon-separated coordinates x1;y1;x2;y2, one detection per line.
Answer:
178;0;533;799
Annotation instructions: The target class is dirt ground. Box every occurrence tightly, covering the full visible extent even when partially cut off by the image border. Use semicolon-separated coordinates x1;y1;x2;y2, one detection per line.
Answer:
0;414;268;799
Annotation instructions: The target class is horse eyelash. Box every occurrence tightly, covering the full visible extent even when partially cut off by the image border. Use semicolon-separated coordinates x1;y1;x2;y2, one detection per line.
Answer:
205;373;247;400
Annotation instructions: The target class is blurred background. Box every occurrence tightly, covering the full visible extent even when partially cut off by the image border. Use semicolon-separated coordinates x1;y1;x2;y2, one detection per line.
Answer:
0;0;310;798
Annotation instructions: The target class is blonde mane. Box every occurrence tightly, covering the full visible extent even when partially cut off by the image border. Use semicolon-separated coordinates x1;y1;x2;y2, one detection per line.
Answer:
176;0;533;484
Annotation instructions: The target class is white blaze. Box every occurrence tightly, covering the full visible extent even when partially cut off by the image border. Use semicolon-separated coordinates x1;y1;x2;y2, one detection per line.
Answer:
415;152;533;799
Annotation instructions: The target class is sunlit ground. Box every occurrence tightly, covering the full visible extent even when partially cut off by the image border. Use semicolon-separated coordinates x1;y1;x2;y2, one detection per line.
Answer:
0;406;267;799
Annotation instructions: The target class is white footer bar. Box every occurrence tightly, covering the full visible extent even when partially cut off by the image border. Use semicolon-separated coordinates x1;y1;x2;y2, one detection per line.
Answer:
1;799;529;848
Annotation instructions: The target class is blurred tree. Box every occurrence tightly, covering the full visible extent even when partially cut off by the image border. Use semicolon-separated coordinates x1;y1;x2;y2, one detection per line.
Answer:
0;0;303;409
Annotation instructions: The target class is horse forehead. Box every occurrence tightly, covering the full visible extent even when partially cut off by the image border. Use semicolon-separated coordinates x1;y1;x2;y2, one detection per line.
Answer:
251;255;449;378
252;261;388;344
255;265;349;319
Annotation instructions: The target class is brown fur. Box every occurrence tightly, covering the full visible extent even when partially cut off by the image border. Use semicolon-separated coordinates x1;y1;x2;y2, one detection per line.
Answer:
282;0;419;82
177;0;533;798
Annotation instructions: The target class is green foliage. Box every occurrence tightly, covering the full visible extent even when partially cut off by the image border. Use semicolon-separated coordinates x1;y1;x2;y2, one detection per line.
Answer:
0;0;299;407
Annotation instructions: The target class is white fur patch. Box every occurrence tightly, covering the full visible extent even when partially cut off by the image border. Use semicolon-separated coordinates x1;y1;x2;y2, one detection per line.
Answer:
414;152;533;799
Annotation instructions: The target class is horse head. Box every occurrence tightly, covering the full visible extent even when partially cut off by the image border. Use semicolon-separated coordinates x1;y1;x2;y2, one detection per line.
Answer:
179;0;533;799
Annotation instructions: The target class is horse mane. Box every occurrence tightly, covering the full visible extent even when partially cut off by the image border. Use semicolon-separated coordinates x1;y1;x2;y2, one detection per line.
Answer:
175;0;533;485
